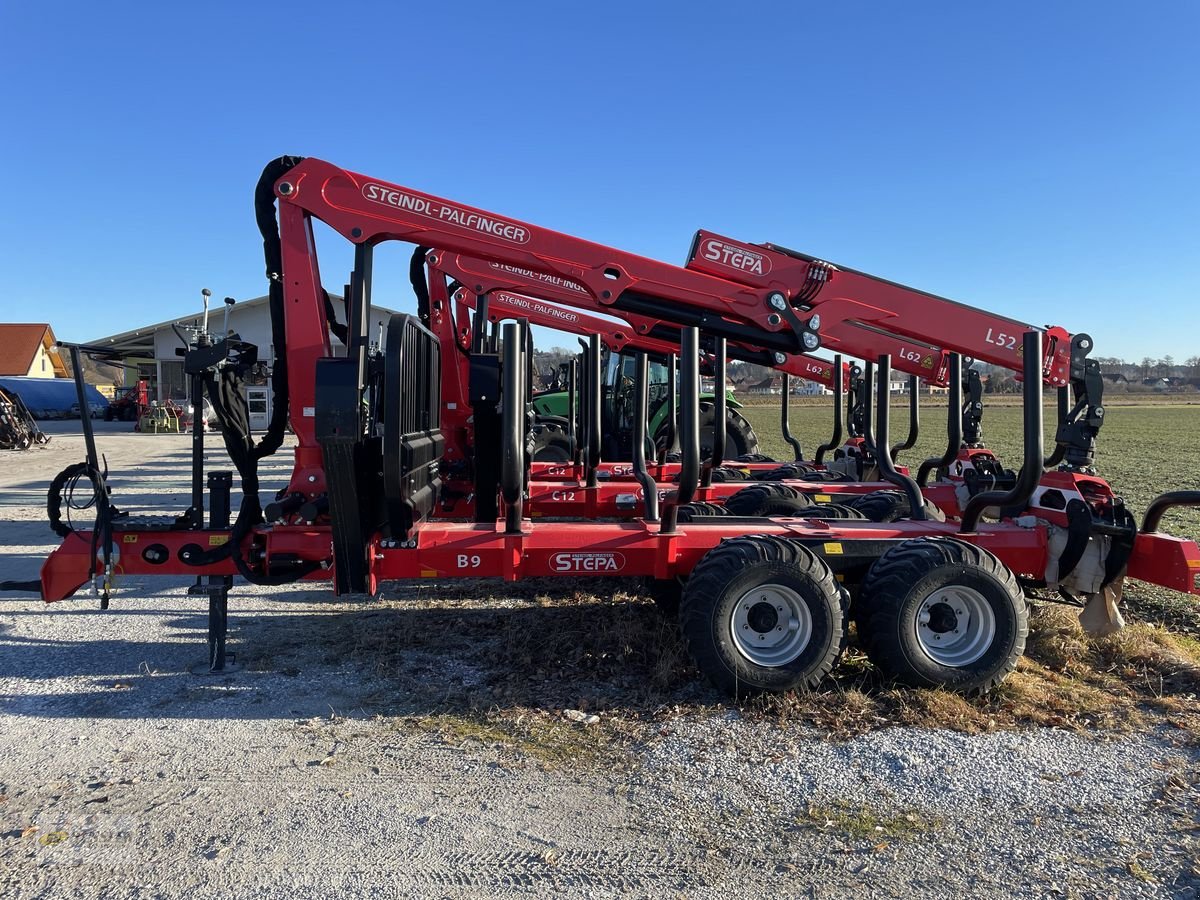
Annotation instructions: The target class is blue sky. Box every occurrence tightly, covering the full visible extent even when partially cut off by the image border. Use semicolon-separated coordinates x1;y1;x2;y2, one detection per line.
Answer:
0;2;1196;363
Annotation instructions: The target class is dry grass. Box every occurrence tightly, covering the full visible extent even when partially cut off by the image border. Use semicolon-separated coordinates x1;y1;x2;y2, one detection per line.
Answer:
318;578;1199;763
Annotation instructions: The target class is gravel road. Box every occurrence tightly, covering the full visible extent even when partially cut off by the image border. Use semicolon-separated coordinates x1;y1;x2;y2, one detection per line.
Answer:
1;426;1197;898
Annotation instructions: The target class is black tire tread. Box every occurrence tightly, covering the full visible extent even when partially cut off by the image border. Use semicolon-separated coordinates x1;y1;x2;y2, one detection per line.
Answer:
855;536;1028;694
847;490;947;523
680;535;845;696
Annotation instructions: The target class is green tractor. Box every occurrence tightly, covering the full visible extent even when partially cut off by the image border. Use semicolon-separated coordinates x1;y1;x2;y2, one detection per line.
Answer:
529;348;760;463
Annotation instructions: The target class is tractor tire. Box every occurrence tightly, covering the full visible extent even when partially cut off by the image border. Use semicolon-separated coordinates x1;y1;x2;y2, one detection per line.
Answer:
530;416;574;462
676;501;729;521
855;536;1028;694
121;405;137;422
645;577;685;618
695;404;760;462
681;535;845;696
103;407;114;422
722;484;812;517
846;490;947;523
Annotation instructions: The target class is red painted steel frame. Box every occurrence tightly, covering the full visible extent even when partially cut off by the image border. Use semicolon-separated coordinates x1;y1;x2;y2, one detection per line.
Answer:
42;517;1200;603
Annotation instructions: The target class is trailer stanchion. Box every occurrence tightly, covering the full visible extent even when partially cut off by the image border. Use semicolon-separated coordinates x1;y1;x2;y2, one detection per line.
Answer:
584;334;602;489
960;332;1043;532
1043;386;1070;469
813;353;844;465
917;353;964;487
631;351;659;522
501;322;526;534
661;354;679;463
891;375;920;463
663;328;700;534
861;361;876;457
701;336;728;487
780;373;803;461
567;359;578;465
872;356;928;521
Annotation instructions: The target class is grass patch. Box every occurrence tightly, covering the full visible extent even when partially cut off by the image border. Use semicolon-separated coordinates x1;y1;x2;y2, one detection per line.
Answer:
400;711;618;768
795;802;935;841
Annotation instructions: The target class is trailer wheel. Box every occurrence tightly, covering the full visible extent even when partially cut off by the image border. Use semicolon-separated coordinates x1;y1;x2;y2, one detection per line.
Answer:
645;577;684;618
794;503;866;520
723;483;812;517
676;501;729;521
855;537;1027;694
753;464;814;481
847;490;946;523
681;535;844;696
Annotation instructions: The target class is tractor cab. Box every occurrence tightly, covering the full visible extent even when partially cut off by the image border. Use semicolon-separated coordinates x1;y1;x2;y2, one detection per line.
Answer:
531;345;758;462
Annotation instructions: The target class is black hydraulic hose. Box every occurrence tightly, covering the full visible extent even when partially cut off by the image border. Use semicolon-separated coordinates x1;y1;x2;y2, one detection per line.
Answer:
663;328;700;534
814;354;844;464
701;336;728;487
1043;386;1070;469
890;376;920;462
780;373;803;461
960;332;1044;533
501;322;525;534
1141;491;1200;533
917;354;963;487
874;357;928;521
631;351;659;522
254;156;304;463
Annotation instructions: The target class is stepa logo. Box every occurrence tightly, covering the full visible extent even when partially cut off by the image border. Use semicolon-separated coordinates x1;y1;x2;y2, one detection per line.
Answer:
701;239;771;276
551;551;626;573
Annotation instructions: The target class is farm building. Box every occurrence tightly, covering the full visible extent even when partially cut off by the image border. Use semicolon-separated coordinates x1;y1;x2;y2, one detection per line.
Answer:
88;295;398;431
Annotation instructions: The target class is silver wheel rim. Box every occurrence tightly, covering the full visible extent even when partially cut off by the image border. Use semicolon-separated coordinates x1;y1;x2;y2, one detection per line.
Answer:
913;586;995;667
730;584;813;667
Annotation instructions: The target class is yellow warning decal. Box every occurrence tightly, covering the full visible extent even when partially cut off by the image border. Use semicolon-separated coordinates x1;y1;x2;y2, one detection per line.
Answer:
420;569;439;578
208;535;229;546
823;542;844;555
1187;558;1200;568
835;573;845;582
122;535;138;544
815;494;831;503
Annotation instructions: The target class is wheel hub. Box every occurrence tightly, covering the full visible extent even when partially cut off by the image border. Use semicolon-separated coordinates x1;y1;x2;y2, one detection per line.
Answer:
914;586;996;667
730;584;813;668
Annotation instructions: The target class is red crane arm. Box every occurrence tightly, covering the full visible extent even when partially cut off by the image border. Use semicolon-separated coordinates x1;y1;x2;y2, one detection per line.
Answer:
686;230;1077;386
431;251;944;388
456;288;851;391
274;158;818;353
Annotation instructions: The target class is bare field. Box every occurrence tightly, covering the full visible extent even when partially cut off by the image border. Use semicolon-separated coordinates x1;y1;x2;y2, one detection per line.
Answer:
1;415;1198;898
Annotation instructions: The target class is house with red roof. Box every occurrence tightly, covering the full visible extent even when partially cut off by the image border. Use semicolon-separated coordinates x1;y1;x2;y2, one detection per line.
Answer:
0;324;67;379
